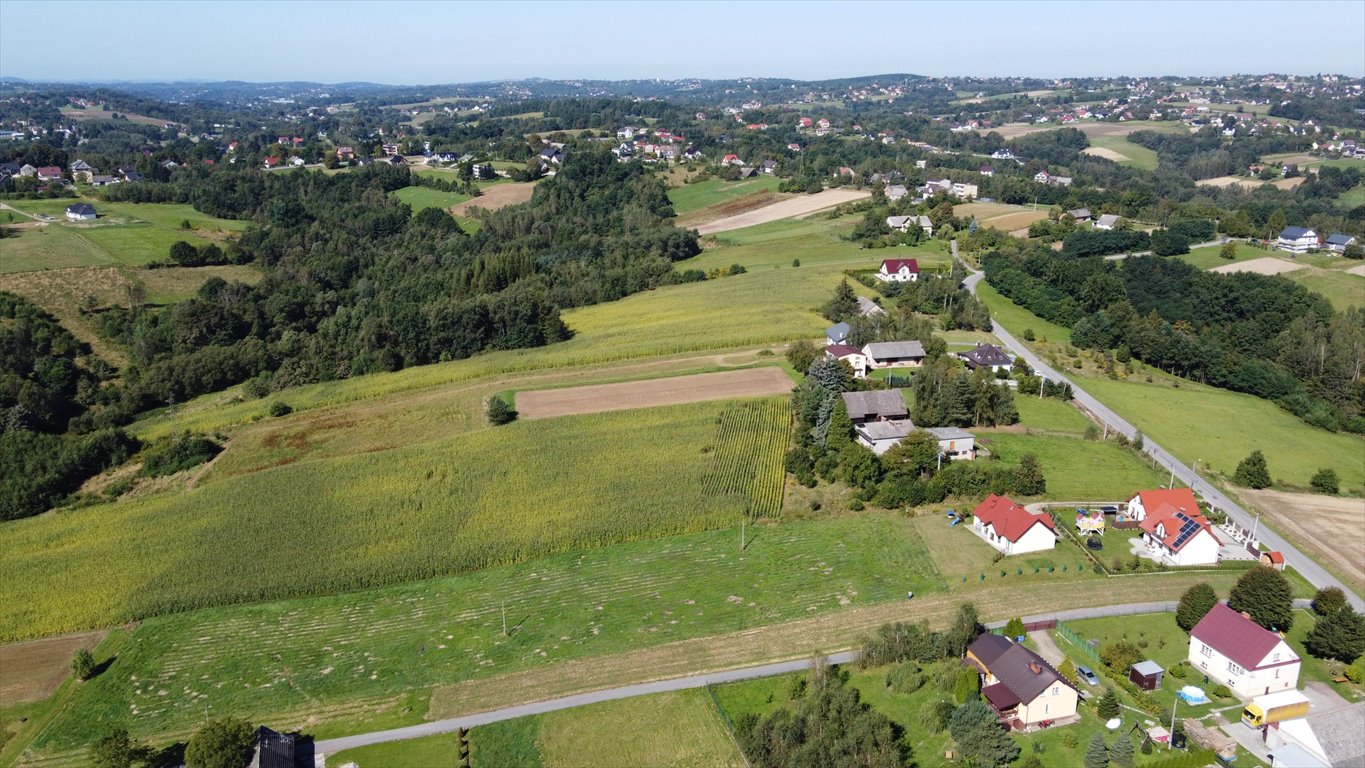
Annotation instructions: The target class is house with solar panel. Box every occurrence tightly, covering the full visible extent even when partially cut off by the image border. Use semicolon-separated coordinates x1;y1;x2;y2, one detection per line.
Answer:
1126;488;1221;566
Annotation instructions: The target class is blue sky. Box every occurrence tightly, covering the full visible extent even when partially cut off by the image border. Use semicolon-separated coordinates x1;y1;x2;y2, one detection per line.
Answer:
2;1;1362;83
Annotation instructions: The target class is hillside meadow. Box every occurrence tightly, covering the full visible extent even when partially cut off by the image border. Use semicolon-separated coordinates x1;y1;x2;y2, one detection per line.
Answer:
0;398;791;641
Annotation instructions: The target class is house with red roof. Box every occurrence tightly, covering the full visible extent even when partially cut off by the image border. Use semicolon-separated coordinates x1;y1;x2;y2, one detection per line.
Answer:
824;344;868;378
721;154;743;167
971;494;1056;555
875;258;920;283
1189;603;1300;700
35;166;63;181
1126;488;1221;566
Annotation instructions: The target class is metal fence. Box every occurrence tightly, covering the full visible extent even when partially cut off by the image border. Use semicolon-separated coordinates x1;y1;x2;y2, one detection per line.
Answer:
1055;620;1102;664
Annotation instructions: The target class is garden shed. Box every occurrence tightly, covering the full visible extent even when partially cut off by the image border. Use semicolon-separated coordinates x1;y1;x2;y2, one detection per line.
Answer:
1129;660;1165;691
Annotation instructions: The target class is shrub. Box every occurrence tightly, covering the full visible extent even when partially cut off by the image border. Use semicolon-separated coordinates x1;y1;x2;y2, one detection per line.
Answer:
268;401;292;417
1211;684;1232;699
486;395;517;425
886;661;926;694
139;434;221;477
72;648;95;680
1061;730;1079;749
920;698;954;734
1310;468;1340;495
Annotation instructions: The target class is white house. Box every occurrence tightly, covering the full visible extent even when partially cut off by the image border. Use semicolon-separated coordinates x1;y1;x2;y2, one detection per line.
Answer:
1276;227;1319;254
874;258;920;282
65;203;96;221
826;322;852;345
1094;214;1120;231
958;343;1013;374
1189;603;1301;700
951;182;979;200
1129;487;1221;566
863;340;926;369
972;494;1056;555
885;216;933;235
825;344;868;378
1324;233;1357;253
855;419;914;455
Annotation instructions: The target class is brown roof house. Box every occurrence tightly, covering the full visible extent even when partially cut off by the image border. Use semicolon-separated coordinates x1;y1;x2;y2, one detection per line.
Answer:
967;634;1079;730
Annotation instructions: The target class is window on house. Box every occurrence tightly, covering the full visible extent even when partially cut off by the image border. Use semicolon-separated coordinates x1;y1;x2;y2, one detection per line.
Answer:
1200;644;1211;658
1227;661;1242;675
1272;653;1280;662
1045;703;1050;714
1052;687;1058;695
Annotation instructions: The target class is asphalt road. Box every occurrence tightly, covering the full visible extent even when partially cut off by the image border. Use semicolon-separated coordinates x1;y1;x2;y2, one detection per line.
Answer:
962;268;1363;611
314;599;1312;763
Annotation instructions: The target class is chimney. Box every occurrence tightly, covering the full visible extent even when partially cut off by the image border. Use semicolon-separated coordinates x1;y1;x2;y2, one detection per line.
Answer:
1241;611;1252;620
1028;662;1042;674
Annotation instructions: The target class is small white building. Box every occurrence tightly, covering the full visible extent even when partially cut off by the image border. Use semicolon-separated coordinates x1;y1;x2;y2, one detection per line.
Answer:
1323;233;1357;253
825;344;868;378
64;203;96;221
1276;227;1319;254
1189;603;1300;701
885;216;933;235
972;494;1056;555
926;427;975;460
874;258;920;282
1094;214;1120;231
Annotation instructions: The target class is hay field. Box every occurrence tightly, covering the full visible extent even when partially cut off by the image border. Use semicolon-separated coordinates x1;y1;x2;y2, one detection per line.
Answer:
449;182;536;214
1238;489;1365;594
1209;257;1306;275
695;189;869;234
956;201;1048;232
1083;147;1128;161
0;631;106;707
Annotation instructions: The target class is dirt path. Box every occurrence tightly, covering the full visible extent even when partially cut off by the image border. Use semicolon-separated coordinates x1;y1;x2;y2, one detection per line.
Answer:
696;189;869;235
1028;629;1066;666
0;630;107;707
1237;488;1365;593
516;368;794;419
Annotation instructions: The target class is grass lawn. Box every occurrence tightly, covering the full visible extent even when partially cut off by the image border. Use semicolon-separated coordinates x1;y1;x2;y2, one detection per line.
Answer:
1336;182;1365;209
390;185;472;214
668;176;782;214
470;716;544;768
1087;135;1159;171
536;689;743;767
0;223;117;273
22;514;947;757
328;730;466;767
976;280;1073;346
1078;375;1365;492
1284;267;1364;312
1284;609;1365;701
1177;242;1274;270
911;515;1098;588
1015;396;1094;434
982;432;1168;500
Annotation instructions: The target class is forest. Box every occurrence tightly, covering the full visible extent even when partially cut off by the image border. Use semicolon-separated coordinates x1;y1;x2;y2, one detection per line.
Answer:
983;246;1365;433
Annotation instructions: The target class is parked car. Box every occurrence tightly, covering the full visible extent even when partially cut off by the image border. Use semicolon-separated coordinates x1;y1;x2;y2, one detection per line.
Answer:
1077;665;1100;686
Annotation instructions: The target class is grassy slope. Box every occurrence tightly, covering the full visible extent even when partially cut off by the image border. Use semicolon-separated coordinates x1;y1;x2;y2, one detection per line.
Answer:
1178;242;1274;269
536;689;743;767
668;176;782;214
390;185;472;213
30;514;943;752
1285;268;1364;312
976;279;1365;491
1088;134;1159;170
985;432;1167;500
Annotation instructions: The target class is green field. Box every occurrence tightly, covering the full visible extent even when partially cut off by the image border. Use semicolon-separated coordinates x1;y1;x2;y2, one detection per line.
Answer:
1337;182;1365;209
912;515;1098;586
1080;375;1365;492
1014;395;1094;434
668;176;782;214
1285;267;1364;312
0;398;792;640
984;432;1167;500
975;280;1072;346
0;200;247;272
1087;134;1159;170
328;731;466;768
1178;242;1273;269
26;514;944;756
390;185;472;213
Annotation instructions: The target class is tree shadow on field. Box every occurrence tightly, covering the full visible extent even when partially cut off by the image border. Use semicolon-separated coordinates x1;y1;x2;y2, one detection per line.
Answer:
146;742;186;768
88;654;118;680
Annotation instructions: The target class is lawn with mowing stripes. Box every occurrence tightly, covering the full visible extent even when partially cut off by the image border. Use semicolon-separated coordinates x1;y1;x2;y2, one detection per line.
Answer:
27;514;943;755
668;176;782;214
390;185;472;213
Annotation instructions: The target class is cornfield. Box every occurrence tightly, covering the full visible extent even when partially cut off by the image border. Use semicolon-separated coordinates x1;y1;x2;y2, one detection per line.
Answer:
702;399;791;520
0;398;793;642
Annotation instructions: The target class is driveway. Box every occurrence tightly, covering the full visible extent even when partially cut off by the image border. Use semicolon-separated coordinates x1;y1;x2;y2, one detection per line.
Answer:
1028;630;1066;666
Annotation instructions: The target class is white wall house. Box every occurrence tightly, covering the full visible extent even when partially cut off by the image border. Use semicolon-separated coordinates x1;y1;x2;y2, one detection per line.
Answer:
927;427;975;460
875;258;920;282
972;494;1056;555
1276;227;1319;254
825;344;868;378
855;419;914;455
1189;603;1300;701
1128;488;1220;566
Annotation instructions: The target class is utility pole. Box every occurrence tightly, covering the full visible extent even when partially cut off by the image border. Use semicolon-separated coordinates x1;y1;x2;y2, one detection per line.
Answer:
1250;512;1261;545
1168;466;1175;489
740;521;746;551
1039;376;1045;399
501;602;507;637
1169;695;1178;751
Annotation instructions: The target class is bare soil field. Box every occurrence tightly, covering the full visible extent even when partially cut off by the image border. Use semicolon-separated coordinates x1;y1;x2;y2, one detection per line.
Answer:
956;202;1048;233
695;189;869;235
1083;146;1129;162
1196;176;1244;188
449;182;536;215
982;122;1175;140
516;367;794;419
1209;257;1306;276
1237;488;1365;593
1347;264;1365;277
0;630;106;707
1197;176;1308;191
675;190;788;229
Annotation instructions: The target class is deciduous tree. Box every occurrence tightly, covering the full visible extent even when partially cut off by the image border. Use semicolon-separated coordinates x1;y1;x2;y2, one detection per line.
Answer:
1313;587;1347;617
185;717;254;768
1234;449;1271;489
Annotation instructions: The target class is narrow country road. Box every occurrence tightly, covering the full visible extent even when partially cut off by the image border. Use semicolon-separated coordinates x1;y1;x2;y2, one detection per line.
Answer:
312;599;1310;764
961;266;1363;611
1102;237;1235;261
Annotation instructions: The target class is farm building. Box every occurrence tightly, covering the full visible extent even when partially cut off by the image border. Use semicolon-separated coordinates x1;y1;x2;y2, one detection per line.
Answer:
856;296;887;318
249;725;296;768
1094;213;1120;230
958;343;1013;373
825;344;868;378
926;427;975;460
971;494;1056;555
1260;551;1286;571
885;184;909;201
966;634;1079;729
1189;603;1300;700
1276;226;1319;254
841;390;908;424
64;203;96;221
1129;660;1164;691
863;340;926;369
874;258;920;282
1066;208;1092;222
855;419;914;455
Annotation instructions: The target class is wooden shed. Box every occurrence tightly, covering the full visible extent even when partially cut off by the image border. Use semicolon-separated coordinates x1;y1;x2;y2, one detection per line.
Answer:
1129;660;1165;691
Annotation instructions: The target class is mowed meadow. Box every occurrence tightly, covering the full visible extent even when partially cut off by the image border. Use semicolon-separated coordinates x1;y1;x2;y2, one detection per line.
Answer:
0;398;791;641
